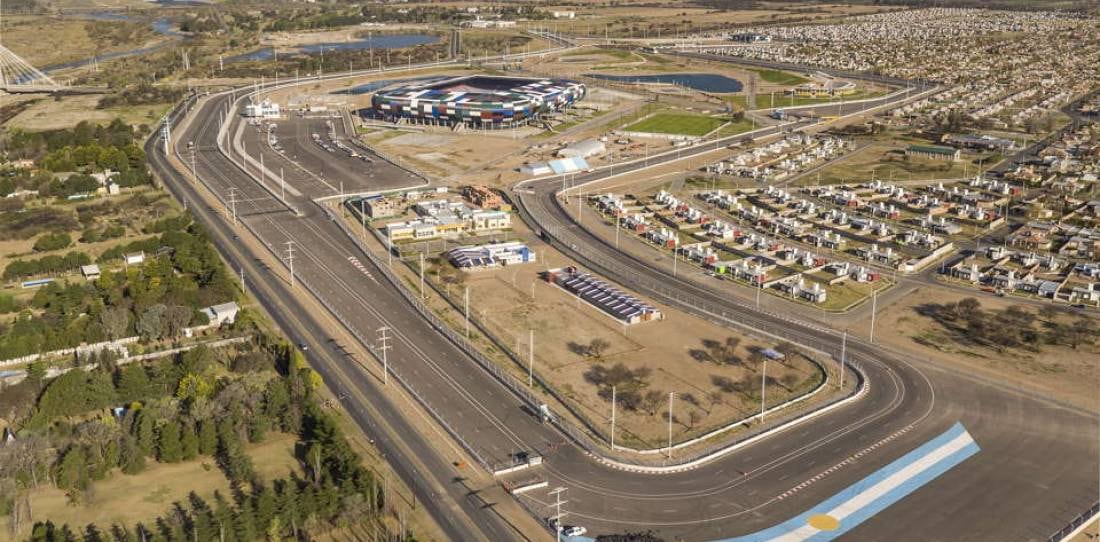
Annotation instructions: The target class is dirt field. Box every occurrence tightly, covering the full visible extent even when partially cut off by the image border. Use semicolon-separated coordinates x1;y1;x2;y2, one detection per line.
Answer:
6;94;171;132
0;433;300;538
420;229;826;449
869;286;1100;410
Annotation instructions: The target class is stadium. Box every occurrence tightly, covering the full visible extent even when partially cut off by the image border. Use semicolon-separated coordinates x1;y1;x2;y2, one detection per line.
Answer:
368;75;586;128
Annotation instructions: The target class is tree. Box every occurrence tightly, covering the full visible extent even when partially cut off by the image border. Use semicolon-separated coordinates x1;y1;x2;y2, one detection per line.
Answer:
181;424;200;461
115;365;151;403
686;409;704;430
157;420;183;463
137;304;167;341
198;420;218;456
586;338;611;359
100;307;130;341
1067;318;1096;349
119;435;146;474
55;446;89;490
164;305;192;339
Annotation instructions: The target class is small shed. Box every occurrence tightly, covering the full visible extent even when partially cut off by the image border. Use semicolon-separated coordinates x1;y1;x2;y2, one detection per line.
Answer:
80;264;101;281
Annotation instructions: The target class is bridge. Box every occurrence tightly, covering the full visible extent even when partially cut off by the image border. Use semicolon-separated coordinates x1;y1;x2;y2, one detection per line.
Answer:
0;42;64;92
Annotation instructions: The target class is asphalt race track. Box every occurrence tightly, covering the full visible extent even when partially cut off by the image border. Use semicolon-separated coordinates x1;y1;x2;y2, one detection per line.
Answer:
148;70;1098;541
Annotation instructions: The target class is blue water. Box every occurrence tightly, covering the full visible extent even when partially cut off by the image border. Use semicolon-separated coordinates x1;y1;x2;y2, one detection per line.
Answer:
586;73;744;93
226;34;440;64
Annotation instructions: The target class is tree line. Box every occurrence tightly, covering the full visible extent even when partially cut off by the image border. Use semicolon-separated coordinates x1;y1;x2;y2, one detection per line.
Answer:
3;332;398;541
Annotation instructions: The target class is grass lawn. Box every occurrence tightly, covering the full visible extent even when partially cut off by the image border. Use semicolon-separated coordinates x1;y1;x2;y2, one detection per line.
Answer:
716;118;758;137
0;433;301;538
625;112;725;136
749;68;810;86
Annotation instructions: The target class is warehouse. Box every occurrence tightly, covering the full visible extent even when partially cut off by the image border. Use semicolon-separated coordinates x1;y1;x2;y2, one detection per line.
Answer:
546;267;662;324
368;75;586;128
447;241;536;270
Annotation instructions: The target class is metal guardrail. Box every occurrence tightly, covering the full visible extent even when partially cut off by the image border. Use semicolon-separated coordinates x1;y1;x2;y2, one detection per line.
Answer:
1047;501;1099;542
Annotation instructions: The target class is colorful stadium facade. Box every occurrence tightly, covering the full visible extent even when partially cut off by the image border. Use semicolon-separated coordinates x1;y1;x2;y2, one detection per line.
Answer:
369;75;586;128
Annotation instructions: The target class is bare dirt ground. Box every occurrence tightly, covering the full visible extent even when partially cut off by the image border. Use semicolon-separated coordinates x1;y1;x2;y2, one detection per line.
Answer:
395;209;829;449
868;285;1100;411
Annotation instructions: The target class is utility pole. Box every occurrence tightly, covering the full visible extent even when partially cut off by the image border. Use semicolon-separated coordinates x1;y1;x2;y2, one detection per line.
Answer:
610;385;616;451
869;288;877;343
377;326;391;385
464;286;470;338
284;241;296;288
528;329;534;387
419;252;426;299
667;392;674;459
549;487;567;542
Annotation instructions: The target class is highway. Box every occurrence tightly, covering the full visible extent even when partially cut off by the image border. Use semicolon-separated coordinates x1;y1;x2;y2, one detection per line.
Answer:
150;71;1098;541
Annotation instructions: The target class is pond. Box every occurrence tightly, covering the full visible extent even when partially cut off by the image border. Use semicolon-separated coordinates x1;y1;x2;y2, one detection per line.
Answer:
226;34;441;64
586;73;744;93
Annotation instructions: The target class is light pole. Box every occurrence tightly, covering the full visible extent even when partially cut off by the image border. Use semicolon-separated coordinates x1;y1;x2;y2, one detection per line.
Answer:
377;326;391;386
839;329;847;388
284;241;295;288
528;329;535;387
667;391;675;459
869;287;877;343
610;385;617;451
760;356;768;422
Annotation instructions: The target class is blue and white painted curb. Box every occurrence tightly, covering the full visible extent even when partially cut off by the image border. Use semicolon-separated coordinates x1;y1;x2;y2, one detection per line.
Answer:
564;422;979;542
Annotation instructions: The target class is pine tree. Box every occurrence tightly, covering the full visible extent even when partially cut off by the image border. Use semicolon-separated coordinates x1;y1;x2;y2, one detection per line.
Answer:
254;484;277;534
212;491;236;542
115;365;152;403
198;420;218;456
55;446;88;490
233;499;257;542
181;424;200;461
119;435;146;474
157;420;183;463
134;411;156;457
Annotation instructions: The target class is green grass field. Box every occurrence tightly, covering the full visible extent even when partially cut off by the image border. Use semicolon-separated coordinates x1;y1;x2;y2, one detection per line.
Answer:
750;68;810;86
624;112;725;136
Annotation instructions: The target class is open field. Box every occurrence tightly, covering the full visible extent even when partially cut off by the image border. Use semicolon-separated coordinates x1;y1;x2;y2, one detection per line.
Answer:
6;94;171;132
3;15;162;69
529;3;904;35
872;286;1100;410
0;433;300;538
624;112;724;136
804;142;988;185
414;231;826;449
748;68;811;86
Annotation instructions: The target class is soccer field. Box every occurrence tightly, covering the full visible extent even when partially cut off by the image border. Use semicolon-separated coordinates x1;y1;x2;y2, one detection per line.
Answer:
624;112;726;136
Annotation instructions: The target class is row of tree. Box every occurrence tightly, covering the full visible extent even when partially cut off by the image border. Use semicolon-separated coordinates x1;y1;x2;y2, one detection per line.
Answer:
3;251;91;281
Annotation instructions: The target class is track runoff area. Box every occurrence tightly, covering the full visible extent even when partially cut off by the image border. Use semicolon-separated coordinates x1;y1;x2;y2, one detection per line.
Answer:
564;423;980;542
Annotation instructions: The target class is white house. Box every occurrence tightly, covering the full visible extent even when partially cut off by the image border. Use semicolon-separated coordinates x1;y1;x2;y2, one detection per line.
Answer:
201;302;240;326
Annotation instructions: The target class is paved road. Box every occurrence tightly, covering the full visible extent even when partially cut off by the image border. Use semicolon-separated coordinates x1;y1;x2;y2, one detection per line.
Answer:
154;76;1097;541
512;119;1098;540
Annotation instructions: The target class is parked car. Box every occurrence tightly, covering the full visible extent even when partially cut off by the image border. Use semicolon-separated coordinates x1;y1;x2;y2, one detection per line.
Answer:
563;526;587;537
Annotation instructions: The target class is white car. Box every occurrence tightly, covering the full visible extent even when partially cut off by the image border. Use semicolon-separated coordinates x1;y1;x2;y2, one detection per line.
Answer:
562;526;587;537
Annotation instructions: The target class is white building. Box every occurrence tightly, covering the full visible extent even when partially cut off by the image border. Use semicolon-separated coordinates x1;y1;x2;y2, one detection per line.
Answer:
201;302;240;326
243;100;281;119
